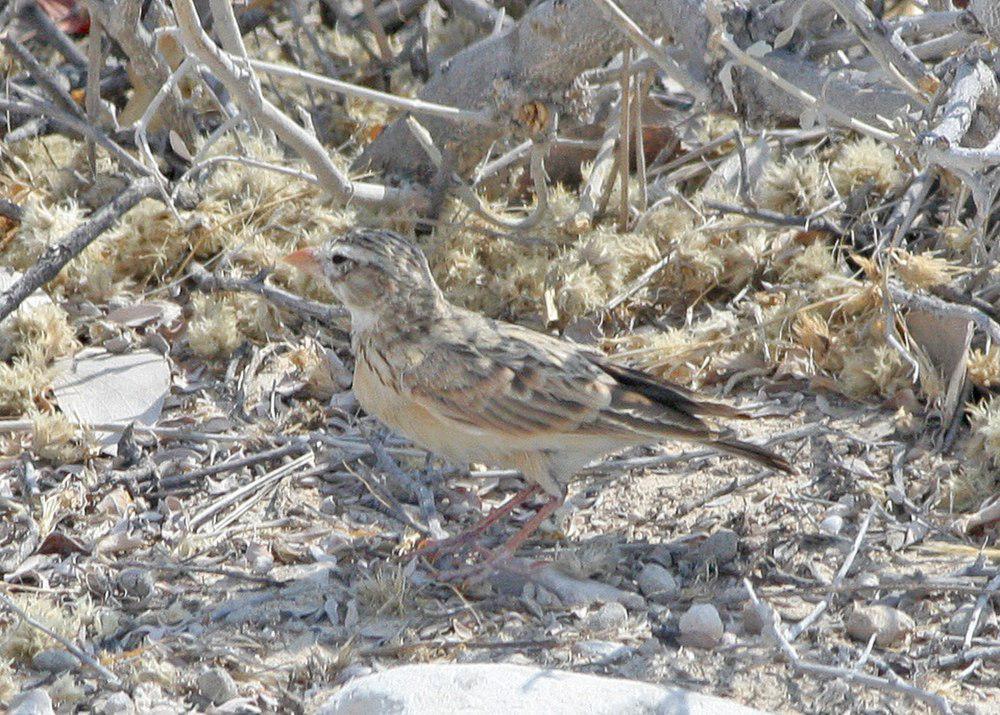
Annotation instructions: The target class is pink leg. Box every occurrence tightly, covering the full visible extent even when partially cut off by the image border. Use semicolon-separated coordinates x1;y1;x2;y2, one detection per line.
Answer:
417;484;542;557
433;494;565;582
495;494;564;557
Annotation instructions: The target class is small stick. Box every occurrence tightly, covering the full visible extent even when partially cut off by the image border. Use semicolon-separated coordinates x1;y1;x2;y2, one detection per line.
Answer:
587;0;709;102
86;16;104;176
962;572;1000;649
152;440;312;490
617;49;632;233
188;264;344;325
0;592;121;686
189;453;314;531
787;504;877;641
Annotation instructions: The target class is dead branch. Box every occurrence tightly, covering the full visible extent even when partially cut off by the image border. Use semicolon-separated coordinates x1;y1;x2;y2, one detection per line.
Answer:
0;177;159;324
170;0;428;210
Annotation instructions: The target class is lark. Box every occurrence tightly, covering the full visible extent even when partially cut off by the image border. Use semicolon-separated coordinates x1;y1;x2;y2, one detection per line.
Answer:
285;228;792;562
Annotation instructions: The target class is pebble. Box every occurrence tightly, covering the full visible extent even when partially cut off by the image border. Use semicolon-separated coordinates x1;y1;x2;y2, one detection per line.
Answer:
8;689;54;715
116;568;155;600
572;640;631;662
585;601;628;633
946;603;993;637
819;514;843;537
196;666;239;705
31;648;80;673
846;604;914;646
636;563;679;603
741;600;778;635
96;692;136;715
678;603;724;649
685;529;738;564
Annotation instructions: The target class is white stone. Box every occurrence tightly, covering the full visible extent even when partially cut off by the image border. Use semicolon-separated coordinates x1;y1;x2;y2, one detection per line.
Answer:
819;514;843;537
572;640;631;662
637;563;680;602
318;663;768;715
8;689;54;715
96;692;136;715
196;666;238;705
679;603;724;649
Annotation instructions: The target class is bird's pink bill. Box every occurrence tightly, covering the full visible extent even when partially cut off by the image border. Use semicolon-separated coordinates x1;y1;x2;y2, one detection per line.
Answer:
283;247;323;277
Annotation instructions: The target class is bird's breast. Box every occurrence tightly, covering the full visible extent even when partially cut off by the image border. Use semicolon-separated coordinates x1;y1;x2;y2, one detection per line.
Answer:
352;340;471;462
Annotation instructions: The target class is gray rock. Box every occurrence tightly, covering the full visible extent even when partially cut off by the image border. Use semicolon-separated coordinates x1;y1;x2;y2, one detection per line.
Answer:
636;563;679;602
116;567;155;600
584;601;628;633
946;603;994;637
846;604;914;646
318;663;768;714
741;600;778;635
96;692;136;715
31;648;80;673
196;666;238;705
679;603;724;649
8;689;54;715
686;529;738;564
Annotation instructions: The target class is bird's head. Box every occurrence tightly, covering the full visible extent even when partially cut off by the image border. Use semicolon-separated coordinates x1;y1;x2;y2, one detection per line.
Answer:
283;228;443;329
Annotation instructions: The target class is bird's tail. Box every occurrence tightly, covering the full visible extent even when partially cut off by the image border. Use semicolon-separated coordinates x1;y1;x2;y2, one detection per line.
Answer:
711;437;795;475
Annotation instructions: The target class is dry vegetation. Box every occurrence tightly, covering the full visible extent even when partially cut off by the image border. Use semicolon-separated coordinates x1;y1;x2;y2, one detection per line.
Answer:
1;0;1000;712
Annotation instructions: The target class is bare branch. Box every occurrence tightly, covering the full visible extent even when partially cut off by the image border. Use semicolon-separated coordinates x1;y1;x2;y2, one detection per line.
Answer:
0;177;159;324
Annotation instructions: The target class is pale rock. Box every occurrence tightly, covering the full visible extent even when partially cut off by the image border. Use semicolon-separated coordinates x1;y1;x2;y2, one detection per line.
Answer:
679;603;724;649
585;601;628;633
96;692;136;715
318;663;767;714
846;604;914;646
572;640;631;662
196;666;238;705
8;689;54;715
742;600;779;635
946;603;994;637
819;514;843;537
31;648;79;673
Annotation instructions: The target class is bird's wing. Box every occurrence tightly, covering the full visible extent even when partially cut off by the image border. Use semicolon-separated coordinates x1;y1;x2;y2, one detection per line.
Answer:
397;319;617;438
397;312;710;441
396;311;791;473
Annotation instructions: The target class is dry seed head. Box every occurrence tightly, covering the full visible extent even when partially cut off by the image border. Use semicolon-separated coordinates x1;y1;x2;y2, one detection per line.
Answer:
968;347;1000;388
0;594;85;664
0;302;78;363
758;155;828;215
783;242;838;283
892;249;964;289
831;137;902;196
186;295;242;358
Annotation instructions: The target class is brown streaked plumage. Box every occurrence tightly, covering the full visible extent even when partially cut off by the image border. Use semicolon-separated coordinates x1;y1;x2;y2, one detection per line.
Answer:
285;228;792;560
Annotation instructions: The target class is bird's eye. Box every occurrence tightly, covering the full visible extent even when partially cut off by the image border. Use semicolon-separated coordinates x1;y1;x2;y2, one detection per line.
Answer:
330;254;349;266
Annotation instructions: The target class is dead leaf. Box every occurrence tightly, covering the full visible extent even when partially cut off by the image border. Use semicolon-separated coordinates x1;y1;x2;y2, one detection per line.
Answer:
52;348;171;451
